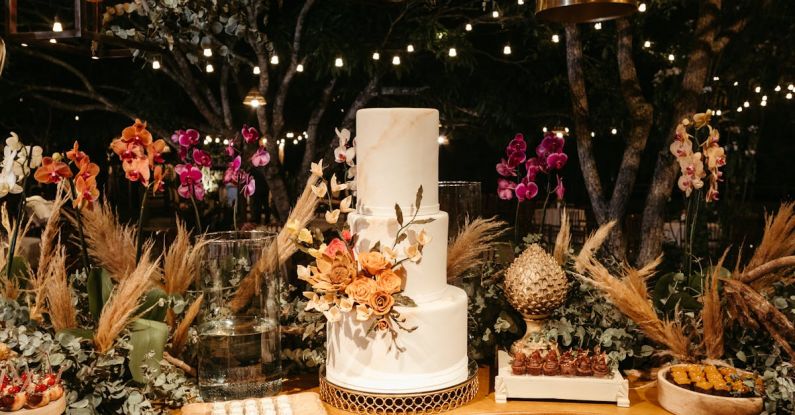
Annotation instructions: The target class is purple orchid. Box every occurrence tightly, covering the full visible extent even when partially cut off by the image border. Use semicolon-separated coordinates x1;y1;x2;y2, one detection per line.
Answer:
223;156;242;184
175;163;205;201
496;131;569;207
174;129;200;148
242;125;259;144
250;148;271;167
193;148;212;167
554;176;565;200
241;172;256;198
515;179;539;202
496;159;517;176
546;152;568;170
497;178;516;200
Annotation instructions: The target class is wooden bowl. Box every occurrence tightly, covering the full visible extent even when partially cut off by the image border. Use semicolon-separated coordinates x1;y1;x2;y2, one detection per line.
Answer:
0;396;66;415
657;365;763;415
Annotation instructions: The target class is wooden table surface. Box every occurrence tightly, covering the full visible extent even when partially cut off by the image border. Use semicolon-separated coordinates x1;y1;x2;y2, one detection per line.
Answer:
275;366;673;415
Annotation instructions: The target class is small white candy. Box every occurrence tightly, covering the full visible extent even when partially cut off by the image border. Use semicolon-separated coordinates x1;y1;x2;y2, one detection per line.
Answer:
230;402;243;410
276;396;289;404
278;408;293;415
244;400;257;406
262;409;277;415
212;402;226;411
211;410;227;415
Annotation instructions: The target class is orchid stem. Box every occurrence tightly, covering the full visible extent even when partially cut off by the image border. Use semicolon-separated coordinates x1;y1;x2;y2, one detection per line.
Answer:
513;200;520;245
538;175;551;241
135;189;149;263
189;188;202;233
67;178;91;272
6;156;33;281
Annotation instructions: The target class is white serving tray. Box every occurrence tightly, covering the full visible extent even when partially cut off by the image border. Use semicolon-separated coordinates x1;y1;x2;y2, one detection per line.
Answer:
494;350;630;407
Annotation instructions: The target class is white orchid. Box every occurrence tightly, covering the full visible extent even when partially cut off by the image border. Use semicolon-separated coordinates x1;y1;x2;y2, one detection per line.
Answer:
310;159;324;178
335;128;351;146
311;182;328;198
330;174;347;196
355;304;373;322
323;306;342;323
340;195;354;213
325;209;340;224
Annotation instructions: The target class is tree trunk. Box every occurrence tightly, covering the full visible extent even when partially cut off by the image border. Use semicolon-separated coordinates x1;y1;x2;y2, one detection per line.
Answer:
637;0;721;265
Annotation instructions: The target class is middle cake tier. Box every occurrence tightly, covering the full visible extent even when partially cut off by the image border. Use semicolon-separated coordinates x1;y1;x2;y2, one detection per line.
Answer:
348;211;449;303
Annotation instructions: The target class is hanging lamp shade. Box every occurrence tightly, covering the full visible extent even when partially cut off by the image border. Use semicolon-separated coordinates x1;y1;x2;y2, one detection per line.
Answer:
243;88;266;108
536;0;637;23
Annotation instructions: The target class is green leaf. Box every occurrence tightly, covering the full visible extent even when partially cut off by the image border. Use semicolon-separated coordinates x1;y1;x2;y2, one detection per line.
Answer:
128;318;169;383
57;328;94;340
87;268;114;322
415;186;423;209
3;256;29;280
736;350;747;362
136;288;169;322
395;203;403;226
393;294;417;307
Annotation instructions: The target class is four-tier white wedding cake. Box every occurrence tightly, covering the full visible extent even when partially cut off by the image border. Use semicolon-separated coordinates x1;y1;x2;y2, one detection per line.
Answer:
325;108;469;393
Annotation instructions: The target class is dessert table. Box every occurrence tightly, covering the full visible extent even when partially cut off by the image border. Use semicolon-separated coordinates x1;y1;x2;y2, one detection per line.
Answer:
198;365;672;415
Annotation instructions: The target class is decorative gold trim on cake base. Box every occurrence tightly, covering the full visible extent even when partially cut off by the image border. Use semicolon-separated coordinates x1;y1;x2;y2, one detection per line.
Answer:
319;361;479;414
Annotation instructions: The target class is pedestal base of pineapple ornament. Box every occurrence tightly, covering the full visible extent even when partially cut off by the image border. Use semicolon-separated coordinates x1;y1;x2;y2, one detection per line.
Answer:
495;350;630;407
319;361;479;414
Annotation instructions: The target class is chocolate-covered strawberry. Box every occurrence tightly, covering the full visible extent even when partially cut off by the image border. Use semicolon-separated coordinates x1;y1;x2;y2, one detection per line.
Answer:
25;381;51;409
0;384;27;411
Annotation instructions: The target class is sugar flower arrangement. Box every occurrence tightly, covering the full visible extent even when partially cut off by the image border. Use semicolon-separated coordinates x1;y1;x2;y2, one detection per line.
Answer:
289;128;430;351
669;110;726;202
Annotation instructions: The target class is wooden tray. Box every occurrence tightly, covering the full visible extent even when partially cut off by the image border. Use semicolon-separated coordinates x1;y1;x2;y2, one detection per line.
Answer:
0;396;66;415
494;350;630;407
182;392;326;415
657;365;763;415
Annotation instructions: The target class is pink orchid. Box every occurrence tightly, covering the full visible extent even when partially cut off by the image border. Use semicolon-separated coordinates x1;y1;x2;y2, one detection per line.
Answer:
251;148;271;167
525;157;545;180
506;134;527;155
174;129;200;148
538;133;565;157
223;156;242;184
496;159;517;177
497;178;516;200
225;141;237;157
554;176;565;200
177;146;188;162
175;163;205;201
241;173;256;198
193;149;212;167
546;152;568;170
242;125;259;143
515;179;539;202
325;238;347;257
507;150;526;168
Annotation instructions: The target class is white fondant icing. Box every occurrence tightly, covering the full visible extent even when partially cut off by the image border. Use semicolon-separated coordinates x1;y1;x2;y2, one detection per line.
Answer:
348;211;449;303
326;286;469;393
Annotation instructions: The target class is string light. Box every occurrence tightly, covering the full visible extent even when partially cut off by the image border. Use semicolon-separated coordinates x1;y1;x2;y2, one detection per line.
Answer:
668;54;675;62
774;85;781;92
754;86;761;93
787;92;793;99
223;139;229;145
203;48;212;57
152;60;161;70
503;45;512;55
91;55;99;61
392;55;401;65
733;81;739;86
638;3;647;12
52;18;63;32
448;48;457;57
643;41;651;48
542;127;548;132
286;132;294;138
712;76;720;81
293;139;298;145
250;98;261;108
407;44;415;53
736;106;743;112
760;100;767;107
205;63;214;73
20;43;28;47
715;109;722;116
465;23;473;31
270;55;279;65
334;57;344;67
564;127;570;133
49;39;57;44
590;132;595;137
437;135;448;145
492;10;500;18
788;84;794;91
762;95;768;101
518;0;524;4
296;64;304;72
372;52;380;60
74;115;79;121
253;66;261;75
743;100;750;107
552;34;560;43
594;22;602;30
215;137;221;143
611;128;618;135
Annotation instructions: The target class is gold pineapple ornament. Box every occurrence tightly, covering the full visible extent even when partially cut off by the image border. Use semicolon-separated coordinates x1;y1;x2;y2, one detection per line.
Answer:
503;243;569;354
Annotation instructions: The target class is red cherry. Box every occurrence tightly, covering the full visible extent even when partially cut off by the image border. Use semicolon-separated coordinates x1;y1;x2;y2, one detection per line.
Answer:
6;385;20;394
34;383;48;393
43;374;57;386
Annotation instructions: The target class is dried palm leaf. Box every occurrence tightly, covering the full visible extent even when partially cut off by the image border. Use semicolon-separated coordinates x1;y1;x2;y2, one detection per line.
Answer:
44;244;77;331
742;202;795;285
447;217;509;282
170;294;203;357
574;221;616;273
36;184;66;279
163;219;207;295
94;247;158;353
702;249;728;360
79;199;139;280
229;175;322;312
553;209;571;266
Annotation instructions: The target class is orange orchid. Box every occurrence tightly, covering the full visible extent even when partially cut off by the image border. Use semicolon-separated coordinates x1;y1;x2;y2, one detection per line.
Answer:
33;157;73;184
76;161;100;182
66;141;88;166
110;139;144;162
121;119;153;146
123;157;150;186
146;139;169;167
151;165;165;194
74;175;99;209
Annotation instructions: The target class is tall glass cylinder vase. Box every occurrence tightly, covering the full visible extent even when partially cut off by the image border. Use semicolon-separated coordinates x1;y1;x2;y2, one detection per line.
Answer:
439;181;482;236
197;231;281;401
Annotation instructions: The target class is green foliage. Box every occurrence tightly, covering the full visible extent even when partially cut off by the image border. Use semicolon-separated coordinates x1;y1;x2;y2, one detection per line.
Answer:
128;319;170;383
86;267;113;322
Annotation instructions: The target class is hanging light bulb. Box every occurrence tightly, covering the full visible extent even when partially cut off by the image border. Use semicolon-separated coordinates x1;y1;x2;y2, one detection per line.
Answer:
774;85;781;92
713;76;720;81
253;66;261;75
296;64;304;72
334;57;344;67
590;131;596;138
594;22;602;30
465;23;473;31
786;92;793;99
503;45;512;55
20;43;28;47
392;55;401;65
372;52;380;60
754;86;761;93
733;81;739;86
668;54;675;62
203;48;212;57
271;55;280;65
492;10;500;18
552;34;560;43
743;100;750;107
643;40;651;48
542;127;548;133
518;0;525;4
74;115;80;121
52;18;63;33
736;106;743;112
152;60;161;70
49;39;57;44
536;0;638;23
762;95;768;101
611;128;618;135
788;84;795;91
407;44;415;53
760;100;767;107
715;109;722;116
638;3;647;12
448;48;457;57
223;139;229;146
205;63;214;73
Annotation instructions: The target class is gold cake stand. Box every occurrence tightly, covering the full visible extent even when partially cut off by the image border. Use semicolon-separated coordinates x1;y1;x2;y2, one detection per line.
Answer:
319;361;479;414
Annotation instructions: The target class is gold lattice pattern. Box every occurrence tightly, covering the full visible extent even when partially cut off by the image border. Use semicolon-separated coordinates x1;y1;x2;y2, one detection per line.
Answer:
319;365;479;414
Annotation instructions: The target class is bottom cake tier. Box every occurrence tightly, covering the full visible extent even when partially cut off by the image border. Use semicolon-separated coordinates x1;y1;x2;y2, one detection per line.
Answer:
325;285;469;393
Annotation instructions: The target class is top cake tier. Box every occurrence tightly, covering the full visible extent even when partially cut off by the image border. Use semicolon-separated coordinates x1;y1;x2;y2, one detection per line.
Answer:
355;108;440;216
